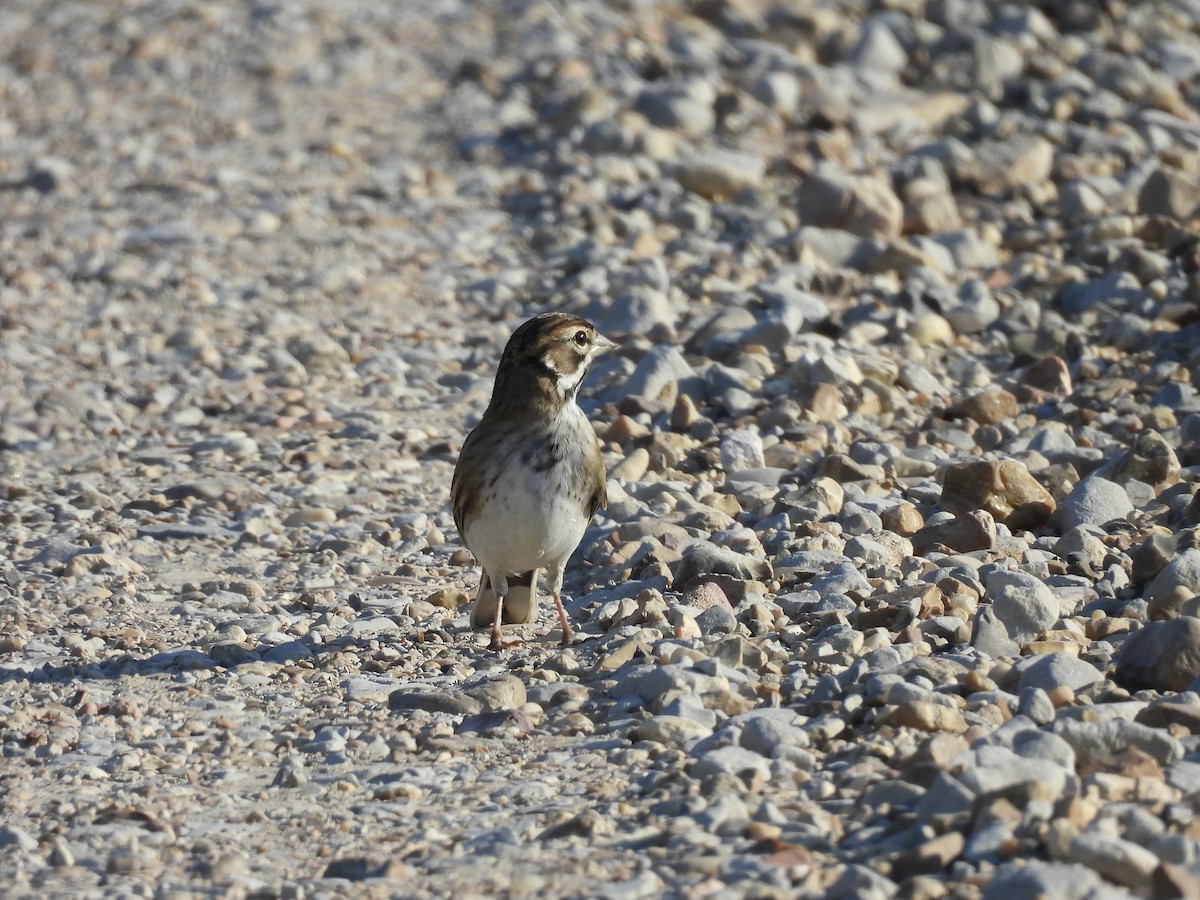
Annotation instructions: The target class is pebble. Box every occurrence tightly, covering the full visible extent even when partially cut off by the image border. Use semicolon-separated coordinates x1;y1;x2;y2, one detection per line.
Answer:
987;570;1060;643
1144;549;1200;619
1057;476;1134;531
940;460;1056;530
797;165;904;238
674;149;765;200
1013;652;1104;694
720;428;765;473
1063;832;1161;888
1114;618;1200;693
983;860;1105;900
1050;719;1183;768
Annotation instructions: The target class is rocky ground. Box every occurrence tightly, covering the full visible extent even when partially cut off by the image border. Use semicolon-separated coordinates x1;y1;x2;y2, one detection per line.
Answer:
3;0;1200;897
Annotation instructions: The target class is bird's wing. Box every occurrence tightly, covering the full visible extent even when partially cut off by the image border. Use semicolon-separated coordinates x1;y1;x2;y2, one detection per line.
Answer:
450;426;487;538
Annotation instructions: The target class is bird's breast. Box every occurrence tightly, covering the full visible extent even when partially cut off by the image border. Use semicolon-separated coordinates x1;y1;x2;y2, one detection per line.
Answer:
462;409;599;574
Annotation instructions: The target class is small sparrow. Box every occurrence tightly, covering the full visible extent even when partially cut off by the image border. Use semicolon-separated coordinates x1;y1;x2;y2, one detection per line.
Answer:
451;312;615;650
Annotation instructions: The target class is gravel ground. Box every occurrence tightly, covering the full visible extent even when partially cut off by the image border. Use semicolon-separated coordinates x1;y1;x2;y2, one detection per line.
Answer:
4;1;1200;897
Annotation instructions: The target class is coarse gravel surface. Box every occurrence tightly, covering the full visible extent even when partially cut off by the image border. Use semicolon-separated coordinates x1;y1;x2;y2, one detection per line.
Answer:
5;1;1200;898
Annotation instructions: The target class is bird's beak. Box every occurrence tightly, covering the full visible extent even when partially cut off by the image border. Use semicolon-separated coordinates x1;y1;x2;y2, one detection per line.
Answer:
593;333;617;355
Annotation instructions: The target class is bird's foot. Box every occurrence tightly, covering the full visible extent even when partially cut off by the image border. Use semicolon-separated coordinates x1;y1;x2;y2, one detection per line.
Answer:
488;633;523;651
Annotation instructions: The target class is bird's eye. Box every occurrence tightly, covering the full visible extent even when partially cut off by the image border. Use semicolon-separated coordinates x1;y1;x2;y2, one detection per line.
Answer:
572;330;588;346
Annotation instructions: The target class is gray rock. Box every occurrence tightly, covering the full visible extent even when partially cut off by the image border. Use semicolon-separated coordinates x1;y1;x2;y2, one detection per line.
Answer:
897;362;947;397
738;714;810;758
673;542;772;591
1064;831;1161;888
797;164;903;238
1138;165;1200;219
809;562;871;597
1114;617;1200;693
692;792;751;836
1050;718;1183;767
694;604;738;636
1145;550;1200;619
624;345;693;402
0;825;38;852
634;715;712;747
675;149;765;199
982;860;1105;900
690;746;771;785
846;18;909;75
635;81;715;138
955;744;1069;798
1057;476;1134;530
720;428;764;472
1013;652;1104;694
825;863;902;900
1016;687;1056;726
913;772;976;821
1011;730;1075;770
971;607;1021;657
967;34;1024;98
1167;760;1200;795
987;569;1059;641
587;286;674;337
303;727;348;755
751;70;801;115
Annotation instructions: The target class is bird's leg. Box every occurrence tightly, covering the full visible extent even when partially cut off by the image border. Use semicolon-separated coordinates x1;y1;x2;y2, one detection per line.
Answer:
488;573;521;651
489;572;507;650
490;592;506;650
547;567;574;646
551;589;574;646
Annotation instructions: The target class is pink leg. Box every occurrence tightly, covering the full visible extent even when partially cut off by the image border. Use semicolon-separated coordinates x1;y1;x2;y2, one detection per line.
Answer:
552;590;574;646
488;585;524;651
489;590;506;651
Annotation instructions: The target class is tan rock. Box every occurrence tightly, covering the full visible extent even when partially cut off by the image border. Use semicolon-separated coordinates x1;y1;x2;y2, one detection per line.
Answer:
890;831;965;880
902;176;963;235
1020;356;1072;396
609;448;648;482
912;510;996;555
882;502;924;536
797;165;903;238
883;700;968;733
1138;166;1200;219
425;588;468;609
1100;429;1180;489
940;459;1055;530
796;381;845;421
950;389;1018;425
670;393;700;432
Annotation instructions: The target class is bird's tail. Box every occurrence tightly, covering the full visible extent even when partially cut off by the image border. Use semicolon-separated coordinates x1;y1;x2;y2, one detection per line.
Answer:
469;570;540;629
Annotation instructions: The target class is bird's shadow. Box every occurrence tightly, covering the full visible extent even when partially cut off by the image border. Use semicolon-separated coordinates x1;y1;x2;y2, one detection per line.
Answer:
0;629;441;688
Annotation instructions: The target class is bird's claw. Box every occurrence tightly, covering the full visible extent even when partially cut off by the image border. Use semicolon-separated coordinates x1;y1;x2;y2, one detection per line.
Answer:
488;634;523;651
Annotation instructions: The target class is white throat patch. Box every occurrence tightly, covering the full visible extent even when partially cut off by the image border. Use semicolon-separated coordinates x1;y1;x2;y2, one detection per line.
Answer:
554;363;586;400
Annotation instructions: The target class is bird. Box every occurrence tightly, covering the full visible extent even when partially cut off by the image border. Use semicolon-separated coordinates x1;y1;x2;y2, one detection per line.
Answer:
451;312;615;650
